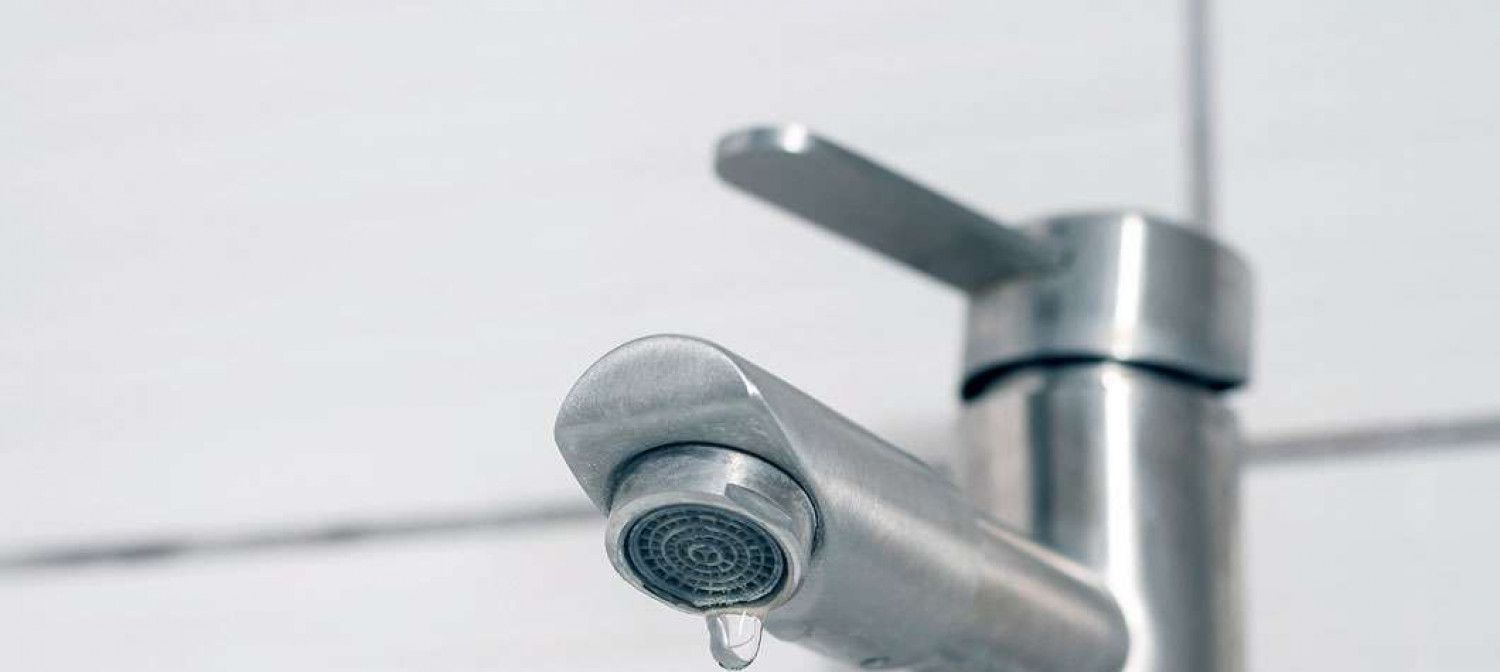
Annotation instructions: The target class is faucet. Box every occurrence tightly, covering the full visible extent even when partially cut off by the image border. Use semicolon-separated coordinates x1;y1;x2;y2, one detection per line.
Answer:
553;126;1252;672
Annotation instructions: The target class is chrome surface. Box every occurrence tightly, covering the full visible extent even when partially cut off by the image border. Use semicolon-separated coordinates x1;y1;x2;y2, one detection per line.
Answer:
715;125;1060;292
555;335;1129;672
714;126;1252;672
964;212;1251;394
549;125;1254;672
964;364;1243;672
715;127;1250;392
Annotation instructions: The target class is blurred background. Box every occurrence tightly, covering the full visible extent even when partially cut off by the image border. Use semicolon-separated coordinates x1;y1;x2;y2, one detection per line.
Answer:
4;1;1500;670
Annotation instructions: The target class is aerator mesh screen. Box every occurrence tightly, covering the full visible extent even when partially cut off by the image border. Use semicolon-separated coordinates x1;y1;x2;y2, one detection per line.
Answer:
624;504;786;609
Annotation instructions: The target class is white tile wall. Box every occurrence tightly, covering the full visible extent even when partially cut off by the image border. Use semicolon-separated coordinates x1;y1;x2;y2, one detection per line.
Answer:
5;448;1498;671
1245;447;1500;671
1222;0;1500;433
2;0;1183;547
6;0;1500;669
0;524;831;671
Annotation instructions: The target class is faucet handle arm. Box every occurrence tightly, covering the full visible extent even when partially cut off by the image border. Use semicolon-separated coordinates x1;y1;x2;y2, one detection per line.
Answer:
714;125;1060;292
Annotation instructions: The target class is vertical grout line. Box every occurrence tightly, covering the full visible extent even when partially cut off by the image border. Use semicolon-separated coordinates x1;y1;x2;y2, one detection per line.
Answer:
1185;0;1218;231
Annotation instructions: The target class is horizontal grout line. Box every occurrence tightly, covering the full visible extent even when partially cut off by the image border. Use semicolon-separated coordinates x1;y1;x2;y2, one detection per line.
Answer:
1246;413;1500;464
3;414;1498;575
0;500;599;575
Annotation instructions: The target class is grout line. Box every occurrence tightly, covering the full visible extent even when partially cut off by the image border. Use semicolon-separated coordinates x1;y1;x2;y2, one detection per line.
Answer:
1246;414;1500;465
4;414;1499;575
0;500;599;575
1184;0;1218;230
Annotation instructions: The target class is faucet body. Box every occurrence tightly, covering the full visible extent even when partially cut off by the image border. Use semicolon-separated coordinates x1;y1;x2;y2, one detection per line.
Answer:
958;214;1250;672
965;364;1243;672
555;335;1129;671
553;126;1252;671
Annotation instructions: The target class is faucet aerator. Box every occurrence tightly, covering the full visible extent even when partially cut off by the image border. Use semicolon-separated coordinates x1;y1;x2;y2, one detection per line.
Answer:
602;445;816;614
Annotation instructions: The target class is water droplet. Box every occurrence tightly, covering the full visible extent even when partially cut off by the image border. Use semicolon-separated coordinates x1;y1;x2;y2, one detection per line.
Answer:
706;611;763;670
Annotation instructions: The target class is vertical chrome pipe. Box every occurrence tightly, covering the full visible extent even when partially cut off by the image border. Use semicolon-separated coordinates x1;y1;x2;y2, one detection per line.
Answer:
959;213;1252;672
963;365;1243;672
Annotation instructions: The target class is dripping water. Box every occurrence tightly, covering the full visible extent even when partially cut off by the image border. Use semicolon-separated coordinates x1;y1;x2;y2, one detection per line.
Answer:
706;611;764;670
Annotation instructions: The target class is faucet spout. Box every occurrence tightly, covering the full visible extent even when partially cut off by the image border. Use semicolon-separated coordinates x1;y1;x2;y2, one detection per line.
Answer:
554;334;1129;672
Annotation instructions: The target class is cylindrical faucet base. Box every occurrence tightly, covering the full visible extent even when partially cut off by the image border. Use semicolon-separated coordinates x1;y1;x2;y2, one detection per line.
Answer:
963;363;1243;672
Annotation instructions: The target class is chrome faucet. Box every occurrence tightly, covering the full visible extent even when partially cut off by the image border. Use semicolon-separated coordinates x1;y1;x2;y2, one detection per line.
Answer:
553;126;1251;672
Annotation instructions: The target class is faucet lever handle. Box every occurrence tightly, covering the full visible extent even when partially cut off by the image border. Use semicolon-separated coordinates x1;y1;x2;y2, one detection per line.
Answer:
714;125;1060;292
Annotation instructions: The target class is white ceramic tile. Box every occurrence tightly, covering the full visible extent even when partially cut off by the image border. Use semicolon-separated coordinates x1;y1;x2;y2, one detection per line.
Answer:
9;445;1499;672
1214;6;1500;663
1244;446;1500;671
1221;0;1500;433
0;523;834;671
1;1;1184;545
